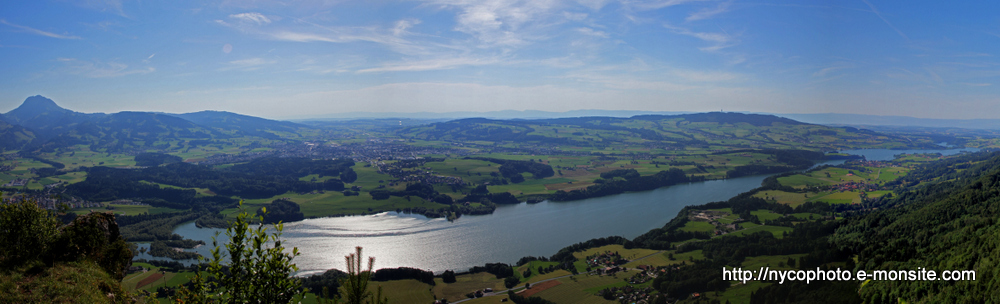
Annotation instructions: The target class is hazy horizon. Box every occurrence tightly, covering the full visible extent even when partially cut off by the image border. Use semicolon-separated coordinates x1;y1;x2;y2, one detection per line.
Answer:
3;1;999;119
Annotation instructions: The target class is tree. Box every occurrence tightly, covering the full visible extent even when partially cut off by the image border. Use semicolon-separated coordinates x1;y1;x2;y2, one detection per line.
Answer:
341;246;388;304
174;201;304;303
442;270;457;283
340;168;358;183
504;276;520;288
0;197;60;268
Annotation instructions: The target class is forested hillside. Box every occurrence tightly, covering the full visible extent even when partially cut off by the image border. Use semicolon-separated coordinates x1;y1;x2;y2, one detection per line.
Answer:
830;152;1000;303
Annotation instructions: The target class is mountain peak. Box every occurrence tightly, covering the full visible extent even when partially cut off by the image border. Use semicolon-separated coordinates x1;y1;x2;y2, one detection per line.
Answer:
7;95;70;118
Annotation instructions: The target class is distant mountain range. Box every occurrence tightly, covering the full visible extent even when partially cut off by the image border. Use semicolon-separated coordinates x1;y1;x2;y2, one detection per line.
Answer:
300;110;1000;130
0;96;311;151
396;112;938;151
1;95;993;152
773;113;1000;130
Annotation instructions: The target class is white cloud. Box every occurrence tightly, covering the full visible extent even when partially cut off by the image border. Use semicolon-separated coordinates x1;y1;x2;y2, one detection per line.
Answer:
563;12;588;21
576;27;609;38
229;58;273;66
628;0;705;11
664;23;739;56
393;19;421;36
76;0;127;17
269;31;340;43
230;12;272;25
220;57;276;71
812;63;854;77
0;19;83;40
566;71;698;91
427;0;561;47
672;69;741;82
861;0;908;40
55;58;154;78
686;1;732;21
357;57;500;73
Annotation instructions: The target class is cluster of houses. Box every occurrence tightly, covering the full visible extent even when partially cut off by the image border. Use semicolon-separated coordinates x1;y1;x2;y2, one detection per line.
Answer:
689;210;740;236
3;178;28;187
371;161;468;189
597;285;655;304
195;150;274;165
846;160;893;168
585;251;629;274
2;193;101;210
830;181;880;193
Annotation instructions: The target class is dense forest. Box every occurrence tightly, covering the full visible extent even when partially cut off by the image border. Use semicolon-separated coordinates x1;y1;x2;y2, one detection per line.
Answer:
66;157;354;204
468;157;555;182
550;168;690;201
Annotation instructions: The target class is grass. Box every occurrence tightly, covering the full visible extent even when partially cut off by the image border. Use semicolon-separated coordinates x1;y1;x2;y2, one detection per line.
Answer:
572;245;660;263
0;261;134;303
529;272;637;304
810;191;861;204
431;272;506;302
741;254;808;270
750;210;782;221
728;223;793;238
516;261;565;282
366;279;435;304
707;280;770;304
754;190;811;207
71;204;184;216
623;250;705;267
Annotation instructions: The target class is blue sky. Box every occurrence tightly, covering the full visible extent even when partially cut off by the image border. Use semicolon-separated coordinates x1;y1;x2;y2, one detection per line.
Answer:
1;0;999;119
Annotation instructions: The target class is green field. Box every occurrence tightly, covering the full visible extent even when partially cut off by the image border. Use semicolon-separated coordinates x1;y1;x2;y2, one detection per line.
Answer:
624;250;704;267
72;204;183;216
431;272;506;302
754;190;811;207
728;222;792;238
530;271;638;304
572;245;660;263
516;261;572;283
366;279;435;304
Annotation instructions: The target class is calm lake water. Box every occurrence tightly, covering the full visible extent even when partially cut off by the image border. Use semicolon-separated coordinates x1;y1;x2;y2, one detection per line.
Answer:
143;148;978;275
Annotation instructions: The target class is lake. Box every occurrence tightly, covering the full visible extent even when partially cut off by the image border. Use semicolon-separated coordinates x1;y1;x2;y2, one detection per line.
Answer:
142;148;978;275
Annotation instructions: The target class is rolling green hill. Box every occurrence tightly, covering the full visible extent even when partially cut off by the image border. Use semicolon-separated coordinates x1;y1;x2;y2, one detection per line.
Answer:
39;111;227;152
171;110;309;139
398;112;936;151
0;120;35;151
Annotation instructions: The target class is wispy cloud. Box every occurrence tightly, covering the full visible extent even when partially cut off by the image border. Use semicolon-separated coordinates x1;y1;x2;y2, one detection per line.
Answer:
628;0;706;11
216;15;438;56
861;0;908;40
687;1;732;21
664;24;737;52
812;63;855;77
673;69;742;82
357;56;500;73
566;71;698;91
220;57;276;71
55;58;154;78
76;0;128;17
0;19;82;40
576;27;609;38
426;0;562;48
393;19;421;36
961;83;991;87
230;12;272;25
